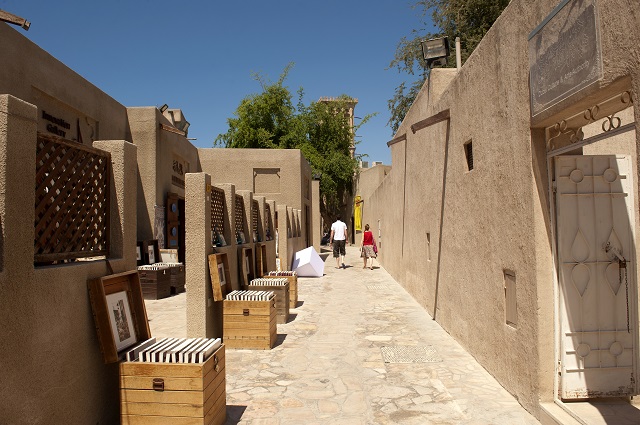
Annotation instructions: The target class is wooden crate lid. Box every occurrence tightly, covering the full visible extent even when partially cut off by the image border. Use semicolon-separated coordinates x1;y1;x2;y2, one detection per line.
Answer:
208;253;232;301
88;270;152;364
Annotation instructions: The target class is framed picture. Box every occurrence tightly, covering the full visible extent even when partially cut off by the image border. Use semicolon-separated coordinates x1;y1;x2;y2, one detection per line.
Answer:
106;291;138;352
88;270;151;363
208;253;230;301
218;263;226;287
241;247;254;288
148;245;155;264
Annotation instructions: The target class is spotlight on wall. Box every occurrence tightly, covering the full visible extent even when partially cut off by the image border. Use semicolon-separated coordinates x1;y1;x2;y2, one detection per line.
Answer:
178;121;190;133
0;9;30;30
159;104;169;113
421;36;450;68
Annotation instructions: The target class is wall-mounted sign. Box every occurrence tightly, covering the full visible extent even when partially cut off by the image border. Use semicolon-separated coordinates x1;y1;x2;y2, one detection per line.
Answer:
42;110;71;138
528;0;602;117
171;154;189;189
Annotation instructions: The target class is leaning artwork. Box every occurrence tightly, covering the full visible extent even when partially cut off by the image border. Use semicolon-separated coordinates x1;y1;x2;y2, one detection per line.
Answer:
106;291;138;352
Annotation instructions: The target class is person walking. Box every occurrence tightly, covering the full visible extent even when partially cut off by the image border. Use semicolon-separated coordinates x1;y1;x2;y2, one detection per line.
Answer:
360;223;377;270
329;215;348;269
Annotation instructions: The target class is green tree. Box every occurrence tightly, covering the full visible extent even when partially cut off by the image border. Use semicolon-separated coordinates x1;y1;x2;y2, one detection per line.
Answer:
388;0;510;133
215;65;374;227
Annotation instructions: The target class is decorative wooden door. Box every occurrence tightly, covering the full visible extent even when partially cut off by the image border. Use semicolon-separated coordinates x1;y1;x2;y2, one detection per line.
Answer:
555;155;637;399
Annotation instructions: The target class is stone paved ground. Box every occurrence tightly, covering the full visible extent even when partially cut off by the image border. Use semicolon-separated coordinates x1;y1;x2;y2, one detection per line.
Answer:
145;246;540;425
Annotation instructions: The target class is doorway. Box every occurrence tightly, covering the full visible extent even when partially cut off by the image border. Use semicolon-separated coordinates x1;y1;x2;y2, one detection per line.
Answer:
547;89;639;403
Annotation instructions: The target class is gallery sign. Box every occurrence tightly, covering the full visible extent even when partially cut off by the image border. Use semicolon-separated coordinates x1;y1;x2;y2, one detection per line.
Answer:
172;154;189;189
528;0;602;117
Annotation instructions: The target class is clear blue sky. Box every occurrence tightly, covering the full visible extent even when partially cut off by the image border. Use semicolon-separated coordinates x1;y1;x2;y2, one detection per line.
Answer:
4;0;435;165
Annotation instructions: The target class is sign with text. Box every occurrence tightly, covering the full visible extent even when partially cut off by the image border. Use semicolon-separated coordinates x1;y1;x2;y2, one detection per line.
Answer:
171;154;189;189
528;0;602;117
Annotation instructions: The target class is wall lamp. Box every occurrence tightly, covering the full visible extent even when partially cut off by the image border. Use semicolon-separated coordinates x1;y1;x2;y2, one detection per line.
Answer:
421;36;450;68
0;9;30;30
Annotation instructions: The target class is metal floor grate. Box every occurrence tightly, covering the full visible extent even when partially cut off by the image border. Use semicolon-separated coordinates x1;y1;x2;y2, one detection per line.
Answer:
381;346;442;363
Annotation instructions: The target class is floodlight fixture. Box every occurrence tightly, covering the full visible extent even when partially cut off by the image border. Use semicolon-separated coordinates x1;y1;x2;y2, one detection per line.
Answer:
159;104;169;113
421;36;450;68
180;121;190;133
0;9;30;30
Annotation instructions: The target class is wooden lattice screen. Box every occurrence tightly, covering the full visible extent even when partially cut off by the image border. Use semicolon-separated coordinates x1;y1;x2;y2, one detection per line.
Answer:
235;194;245;240
251;200;259;236
264;203;272;240
210;186;225;238
34;134;111;263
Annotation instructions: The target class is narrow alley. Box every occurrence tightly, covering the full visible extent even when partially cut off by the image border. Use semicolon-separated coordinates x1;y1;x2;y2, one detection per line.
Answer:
146;246;541;424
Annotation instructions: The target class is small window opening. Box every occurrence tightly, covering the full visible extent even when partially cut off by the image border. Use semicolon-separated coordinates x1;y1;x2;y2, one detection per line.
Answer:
464;140;474;171
504;270;517;328
426;232;431;261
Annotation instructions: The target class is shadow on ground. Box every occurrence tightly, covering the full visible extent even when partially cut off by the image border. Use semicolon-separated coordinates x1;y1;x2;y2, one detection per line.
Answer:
224;405;247;424
274;334;287;348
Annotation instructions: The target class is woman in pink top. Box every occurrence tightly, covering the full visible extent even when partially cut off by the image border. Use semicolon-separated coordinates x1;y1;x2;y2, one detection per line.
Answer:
360;224;377;269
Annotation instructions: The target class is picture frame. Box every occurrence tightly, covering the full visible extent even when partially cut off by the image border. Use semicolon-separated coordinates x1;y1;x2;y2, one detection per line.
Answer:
255;243;268;276
88;270;151;363
208;253;231;301
240;247;254;288
147;245;155;264
136;241;144;266
106;290;138;352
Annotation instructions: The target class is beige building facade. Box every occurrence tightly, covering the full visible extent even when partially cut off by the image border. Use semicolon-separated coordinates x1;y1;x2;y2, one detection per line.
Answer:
362;0;640;421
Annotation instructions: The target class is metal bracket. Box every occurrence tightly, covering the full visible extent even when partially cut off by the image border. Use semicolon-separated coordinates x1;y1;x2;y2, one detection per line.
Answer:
152;378;164;392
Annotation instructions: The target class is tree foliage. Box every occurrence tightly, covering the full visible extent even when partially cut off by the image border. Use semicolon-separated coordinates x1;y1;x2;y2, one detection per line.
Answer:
388;0;510;133
216;65;374;225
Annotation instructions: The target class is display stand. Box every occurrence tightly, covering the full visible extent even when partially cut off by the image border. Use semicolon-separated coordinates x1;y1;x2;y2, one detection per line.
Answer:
209;253;277;350
88;270;226;425
263;272;298;307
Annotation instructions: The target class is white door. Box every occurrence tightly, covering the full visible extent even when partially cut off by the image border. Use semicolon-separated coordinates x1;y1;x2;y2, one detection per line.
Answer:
555;155;637;399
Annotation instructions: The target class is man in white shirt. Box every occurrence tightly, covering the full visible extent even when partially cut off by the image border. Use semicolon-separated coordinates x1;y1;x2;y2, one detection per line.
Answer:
329;215;348;269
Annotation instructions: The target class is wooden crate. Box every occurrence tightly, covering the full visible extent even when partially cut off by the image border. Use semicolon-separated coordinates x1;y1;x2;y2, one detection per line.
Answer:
89;271;226;425
120;344;226;425
223;299;276;350
262;274;298;307
157;263;185;294
170;264;185;294
246;283;289;324
138;267;171;300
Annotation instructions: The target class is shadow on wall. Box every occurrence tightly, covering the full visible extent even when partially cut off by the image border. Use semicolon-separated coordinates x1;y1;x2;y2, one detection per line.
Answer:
110;158;123;258
136;165;152;240
0;213;3;272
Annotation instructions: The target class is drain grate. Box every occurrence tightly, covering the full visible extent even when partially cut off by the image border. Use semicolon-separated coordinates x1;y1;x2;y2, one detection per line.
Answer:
381;346;442;363
367;285;388;290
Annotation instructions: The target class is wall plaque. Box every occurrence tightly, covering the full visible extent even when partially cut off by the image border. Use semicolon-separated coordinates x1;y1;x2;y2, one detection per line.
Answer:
528;0;602;117
171;154;189;189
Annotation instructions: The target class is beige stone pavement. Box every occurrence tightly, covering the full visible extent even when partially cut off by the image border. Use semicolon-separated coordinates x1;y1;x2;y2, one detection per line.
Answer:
145;246;540;425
